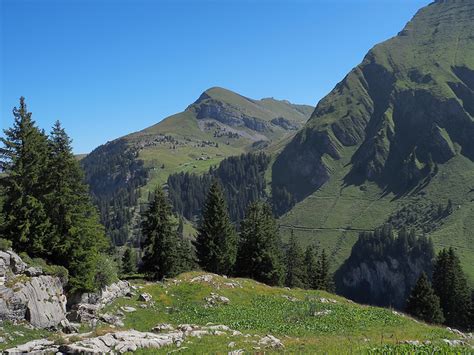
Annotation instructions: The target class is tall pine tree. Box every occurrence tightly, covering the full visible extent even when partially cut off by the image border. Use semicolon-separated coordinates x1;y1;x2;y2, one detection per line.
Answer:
284;230;305;288
194;181;237;275
122;247;137;275
1;101;109;291
45;121;109;291
316;249;333;292
432;248;472;329
235;201;283;285
0;97;51;254
405;272;444;324
303;245;319;289
141;186;182;280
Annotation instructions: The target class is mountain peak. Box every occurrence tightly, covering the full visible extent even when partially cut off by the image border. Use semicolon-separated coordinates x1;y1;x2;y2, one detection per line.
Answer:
273;0;474;208
192;87;253;108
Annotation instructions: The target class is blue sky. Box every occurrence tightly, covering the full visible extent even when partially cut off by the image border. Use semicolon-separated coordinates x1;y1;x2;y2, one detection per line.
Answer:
1;0;431;153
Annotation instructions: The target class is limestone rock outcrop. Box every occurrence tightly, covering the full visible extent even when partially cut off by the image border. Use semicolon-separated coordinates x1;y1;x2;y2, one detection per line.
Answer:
0;250;67;329
68;280;133;324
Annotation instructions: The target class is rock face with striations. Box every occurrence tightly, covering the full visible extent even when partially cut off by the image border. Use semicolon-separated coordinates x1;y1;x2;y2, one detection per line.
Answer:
0;250;67;328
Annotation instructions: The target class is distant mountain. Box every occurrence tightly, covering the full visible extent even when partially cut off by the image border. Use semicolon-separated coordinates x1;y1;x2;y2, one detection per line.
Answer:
82;87;312;245
272;0;474;283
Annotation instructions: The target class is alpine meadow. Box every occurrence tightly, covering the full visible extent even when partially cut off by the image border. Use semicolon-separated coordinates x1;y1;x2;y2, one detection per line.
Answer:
0;0;473;353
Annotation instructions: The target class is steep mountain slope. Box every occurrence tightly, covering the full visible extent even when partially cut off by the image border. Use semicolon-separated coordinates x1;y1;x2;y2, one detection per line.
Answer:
82;87;312;245
273;0;474;282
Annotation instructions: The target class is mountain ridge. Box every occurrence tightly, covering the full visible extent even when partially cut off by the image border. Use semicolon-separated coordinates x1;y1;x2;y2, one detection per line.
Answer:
272;0;474;283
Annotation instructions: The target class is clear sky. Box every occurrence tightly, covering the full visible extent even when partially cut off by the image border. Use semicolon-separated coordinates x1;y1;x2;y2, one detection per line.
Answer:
1;0;432;154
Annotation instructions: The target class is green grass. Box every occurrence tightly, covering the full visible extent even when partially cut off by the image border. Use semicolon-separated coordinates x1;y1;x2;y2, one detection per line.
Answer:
278;152;474;284
97;272;470;353
0;322;49;351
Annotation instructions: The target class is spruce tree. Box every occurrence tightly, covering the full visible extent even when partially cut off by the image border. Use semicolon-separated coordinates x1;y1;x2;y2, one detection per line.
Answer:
303;245;319;289
122;247;137;275
317;249;333;292
284;230;305;288
45;121;109;291
235;201;283;286
405;272;444;324
0;97;51;254
1;102;109;291
176;238;197;275
432;248;472;329
194;181;237;275
177;217;184;238
141;186;181;280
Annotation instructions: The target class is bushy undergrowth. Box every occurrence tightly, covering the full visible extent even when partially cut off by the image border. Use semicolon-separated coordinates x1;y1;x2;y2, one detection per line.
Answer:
0;237;12;251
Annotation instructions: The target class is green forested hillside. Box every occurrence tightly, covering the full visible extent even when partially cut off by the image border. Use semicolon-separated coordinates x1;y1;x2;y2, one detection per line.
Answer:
82;87;312;245
273;0;474;283
168;152;270;223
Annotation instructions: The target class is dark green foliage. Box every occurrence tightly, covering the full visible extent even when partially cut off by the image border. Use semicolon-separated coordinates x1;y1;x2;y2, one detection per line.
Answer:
471;291;474;331
175;238;197;276
177;217;184;238
168;172;211;222
1;99;109;291
44;121;109;291
284;230;306;288
303;245;319;289
432;248;472;330
0;238;12;251
303;246;333;291
335;226;435;309
141;186;188;280
122;247;137;275
405;272;444;324
387;199;453;234
316;249;333;292
168;152;270;223
235;201;284;286
193;181;237;275
272;186;297;216
81;139;148;246
0;97;51;254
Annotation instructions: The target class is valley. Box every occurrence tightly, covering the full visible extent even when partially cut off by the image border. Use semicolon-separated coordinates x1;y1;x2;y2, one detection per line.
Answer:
1;0;474;352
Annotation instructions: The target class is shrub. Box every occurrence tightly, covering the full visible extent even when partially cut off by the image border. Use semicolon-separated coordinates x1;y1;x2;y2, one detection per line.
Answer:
94;253;118;290
0;238;12;251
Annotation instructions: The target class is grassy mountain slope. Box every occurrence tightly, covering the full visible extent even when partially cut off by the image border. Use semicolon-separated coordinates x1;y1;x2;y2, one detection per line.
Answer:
273;0;474;282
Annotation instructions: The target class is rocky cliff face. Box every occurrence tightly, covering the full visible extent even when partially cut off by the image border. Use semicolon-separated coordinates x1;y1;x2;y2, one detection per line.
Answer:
192;93;269;132
272;0;474;213
0;250;67;329
190;88;311;134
